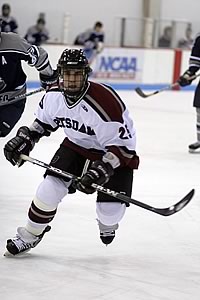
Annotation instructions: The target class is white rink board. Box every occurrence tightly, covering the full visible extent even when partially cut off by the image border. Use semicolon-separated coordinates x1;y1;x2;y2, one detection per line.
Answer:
22;45;176;86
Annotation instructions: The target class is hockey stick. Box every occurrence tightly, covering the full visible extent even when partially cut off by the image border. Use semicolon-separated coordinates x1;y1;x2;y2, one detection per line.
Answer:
20;154;194;217
135;73;200;98
135;82;178;98
0;87;45;107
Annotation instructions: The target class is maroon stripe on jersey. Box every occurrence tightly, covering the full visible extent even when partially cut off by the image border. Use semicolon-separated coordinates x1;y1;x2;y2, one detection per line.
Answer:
107;145;139;169
85;82;125;122
103;84;126;111
62;139;139;169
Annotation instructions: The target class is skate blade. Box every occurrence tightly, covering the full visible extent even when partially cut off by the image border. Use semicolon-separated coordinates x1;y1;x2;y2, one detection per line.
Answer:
4;250;15;257
3;249;31;258
189;149;200;154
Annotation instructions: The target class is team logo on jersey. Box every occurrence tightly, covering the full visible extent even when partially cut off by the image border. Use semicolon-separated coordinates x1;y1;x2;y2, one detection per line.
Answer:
53;117;95;136
27;46;38;66
81;104;88;112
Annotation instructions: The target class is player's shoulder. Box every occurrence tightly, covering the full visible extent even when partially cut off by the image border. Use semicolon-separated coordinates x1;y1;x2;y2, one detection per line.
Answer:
87;81;125;108
10;16;18;23
0;32;28;52
43;87;62;99
1;32;21;42
85;81;126;122
38;87;62;109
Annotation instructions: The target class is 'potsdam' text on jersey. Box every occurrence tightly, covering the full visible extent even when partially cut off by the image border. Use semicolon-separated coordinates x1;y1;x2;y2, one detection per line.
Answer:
35;82;138;168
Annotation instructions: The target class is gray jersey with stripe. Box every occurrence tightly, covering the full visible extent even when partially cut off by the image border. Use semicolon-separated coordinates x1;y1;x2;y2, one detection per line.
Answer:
0;32;53;103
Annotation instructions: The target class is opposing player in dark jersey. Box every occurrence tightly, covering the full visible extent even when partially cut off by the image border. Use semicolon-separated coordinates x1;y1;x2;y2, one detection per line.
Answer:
178;33;200;152
4;49;139;256
0;20;57;137
24;18;49;46
74;22;104;63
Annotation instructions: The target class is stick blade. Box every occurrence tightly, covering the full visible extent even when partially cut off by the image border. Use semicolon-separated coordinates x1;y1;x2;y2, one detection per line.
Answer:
157;189;195;216
135;87;149;98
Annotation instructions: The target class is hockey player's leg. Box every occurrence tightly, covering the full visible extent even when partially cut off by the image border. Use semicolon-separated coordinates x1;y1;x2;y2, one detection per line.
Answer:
96;202;126;245
5;175;70;256
189;107;200;152
96;166;133;245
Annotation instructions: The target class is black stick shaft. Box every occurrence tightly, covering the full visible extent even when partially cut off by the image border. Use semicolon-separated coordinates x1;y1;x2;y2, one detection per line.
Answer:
135;73;200;98
20;154;194;216
0;87;44;107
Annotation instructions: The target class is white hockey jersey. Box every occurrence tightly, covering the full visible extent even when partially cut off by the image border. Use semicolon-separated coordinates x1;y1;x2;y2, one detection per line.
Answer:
35;81;139;169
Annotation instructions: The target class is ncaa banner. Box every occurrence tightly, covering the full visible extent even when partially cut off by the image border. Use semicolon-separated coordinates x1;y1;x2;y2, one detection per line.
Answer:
90;48;144;84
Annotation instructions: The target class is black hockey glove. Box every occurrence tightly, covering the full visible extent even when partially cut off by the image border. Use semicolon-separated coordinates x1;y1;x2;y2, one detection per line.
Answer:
4;126;36;166
178;70;196;87
76;160;114;194
39;69;58;90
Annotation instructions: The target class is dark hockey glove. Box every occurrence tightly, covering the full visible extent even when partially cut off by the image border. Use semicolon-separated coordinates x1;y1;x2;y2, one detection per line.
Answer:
4;126;36;166
39;69;58;90
76;160;114;194
178;70;196;87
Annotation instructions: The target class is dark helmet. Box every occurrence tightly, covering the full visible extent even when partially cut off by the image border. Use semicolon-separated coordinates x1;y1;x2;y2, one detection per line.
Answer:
57;49;92;101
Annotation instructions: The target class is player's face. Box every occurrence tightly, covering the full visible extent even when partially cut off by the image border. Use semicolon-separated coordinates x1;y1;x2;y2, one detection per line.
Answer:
2;8;10;17
62;68;85;94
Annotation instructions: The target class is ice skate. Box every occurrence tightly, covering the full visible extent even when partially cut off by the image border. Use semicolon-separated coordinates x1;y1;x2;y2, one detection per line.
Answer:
100;230;116;245
97;220;118;245
4;225;51;257
188;141;200;153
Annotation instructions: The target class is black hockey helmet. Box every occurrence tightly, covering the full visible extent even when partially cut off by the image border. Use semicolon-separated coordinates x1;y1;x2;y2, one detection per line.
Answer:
57;48;92;101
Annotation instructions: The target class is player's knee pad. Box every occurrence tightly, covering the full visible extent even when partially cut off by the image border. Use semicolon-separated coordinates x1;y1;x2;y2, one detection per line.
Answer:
96;202;126;226
36;175;70;207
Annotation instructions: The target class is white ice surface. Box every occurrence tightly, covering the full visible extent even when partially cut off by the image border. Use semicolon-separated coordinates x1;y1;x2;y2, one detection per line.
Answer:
0;90;200;300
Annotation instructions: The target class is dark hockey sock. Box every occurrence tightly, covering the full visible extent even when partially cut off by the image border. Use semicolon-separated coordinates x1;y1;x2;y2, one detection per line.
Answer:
28;200;57;224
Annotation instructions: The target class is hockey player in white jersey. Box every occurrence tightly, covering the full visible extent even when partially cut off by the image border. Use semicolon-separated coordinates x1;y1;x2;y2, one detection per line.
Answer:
4;49;139;256
0;18;57;137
